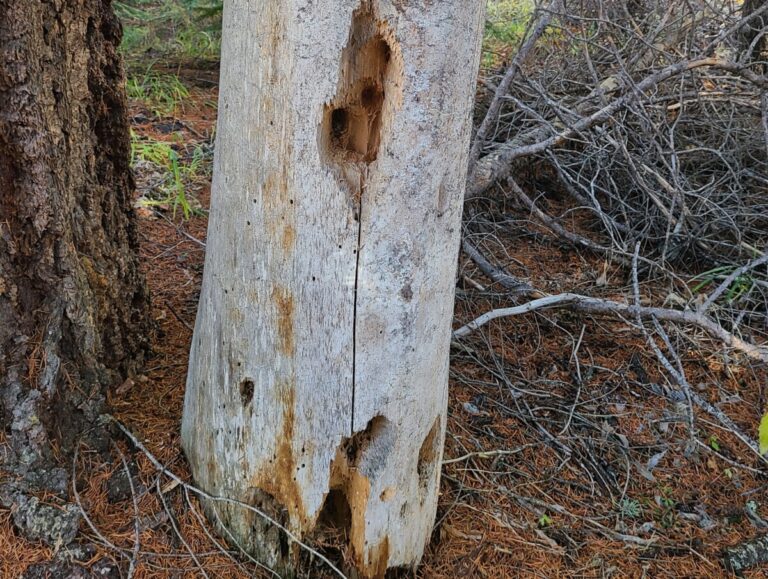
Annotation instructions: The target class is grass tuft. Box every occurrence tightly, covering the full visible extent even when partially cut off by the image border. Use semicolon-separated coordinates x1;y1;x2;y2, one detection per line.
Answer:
127;69;190;117
131;131;210;219
116;0;222;63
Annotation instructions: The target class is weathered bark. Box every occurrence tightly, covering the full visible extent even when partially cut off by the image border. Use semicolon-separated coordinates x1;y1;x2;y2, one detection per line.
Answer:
0;0;150;547
181;0;485;576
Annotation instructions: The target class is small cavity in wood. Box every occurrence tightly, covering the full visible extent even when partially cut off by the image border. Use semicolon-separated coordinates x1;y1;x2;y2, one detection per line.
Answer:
314;415;395;577
239;379;255;406
319;5;402;195
417;416;440;494
239;487;292;568
436;183;449;216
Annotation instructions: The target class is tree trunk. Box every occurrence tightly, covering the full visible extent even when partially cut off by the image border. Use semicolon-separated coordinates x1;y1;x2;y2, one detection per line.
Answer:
181;0;485;576
0;0;150;547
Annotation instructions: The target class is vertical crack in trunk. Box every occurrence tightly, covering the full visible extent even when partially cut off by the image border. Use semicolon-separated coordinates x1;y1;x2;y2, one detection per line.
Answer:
319;2;401;435
351;168;365;435
314;3;406;573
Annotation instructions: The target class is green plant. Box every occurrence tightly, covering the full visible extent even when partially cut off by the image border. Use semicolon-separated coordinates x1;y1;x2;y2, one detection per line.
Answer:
130;130;176;166
482;0;535;68
191;1;222;20
617;498;642;519
690;265;756;305
116;0;222;62
760;413;768;455
187;143;212;176
709;435;721;452
173;28;218;59
655;486;678;529
537;513;553;528
131;132;202;219
485;0;534;43
127;69;190;117
659;487;675;508
121;23;150;54
137;152;193;219
165;143;211;218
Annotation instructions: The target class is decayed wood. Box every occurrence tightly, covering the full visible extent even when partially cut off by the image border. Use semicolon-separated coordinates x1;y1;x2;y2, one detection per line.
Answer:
723;534;768;573
181;1;485;576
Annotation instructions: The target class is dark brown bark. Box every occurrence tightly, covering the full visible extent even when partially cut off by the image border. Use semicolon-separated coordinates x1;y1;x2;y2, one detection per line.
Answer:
0;0;150;547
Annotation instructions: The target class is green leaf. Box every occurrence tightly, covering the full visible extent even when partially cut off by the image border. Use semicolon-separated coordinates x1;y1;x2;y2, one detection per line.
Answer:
759;413;768;455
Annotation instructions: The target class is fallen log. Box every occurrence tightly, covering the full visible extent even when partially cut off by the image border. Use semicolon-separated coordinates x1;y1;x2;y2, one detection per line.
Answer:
723;535;768;574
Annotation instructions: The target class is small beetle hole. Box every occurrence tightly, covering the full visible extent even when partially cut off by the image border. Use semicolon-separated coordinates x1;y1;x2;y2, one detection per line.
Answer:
240;379;254;406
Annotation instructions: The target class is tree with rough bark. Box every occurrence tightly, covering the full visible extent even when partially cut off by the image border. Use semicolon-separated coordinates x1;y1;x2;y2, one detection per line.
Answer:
0;0;150;549
181;1;486;576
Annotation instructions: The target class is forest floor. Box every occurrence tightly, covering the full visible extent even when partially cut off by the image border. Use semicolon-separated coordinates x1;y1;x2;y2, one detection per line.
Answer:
3;61;768;578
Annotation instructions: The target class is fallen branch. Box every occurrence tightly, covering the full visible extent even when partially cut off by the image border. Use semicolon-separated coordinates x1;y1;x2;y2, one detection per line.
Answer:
699;252;768;314
453;292;768;364
115;445;141;579
107;416;348;579
630;245;695;446
156;477;210;579
468;0;560;174
462;239;537;296
471;58;768;197
688;388;763;459
502;177;704;288
723;535;768;573
504;177;631;266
